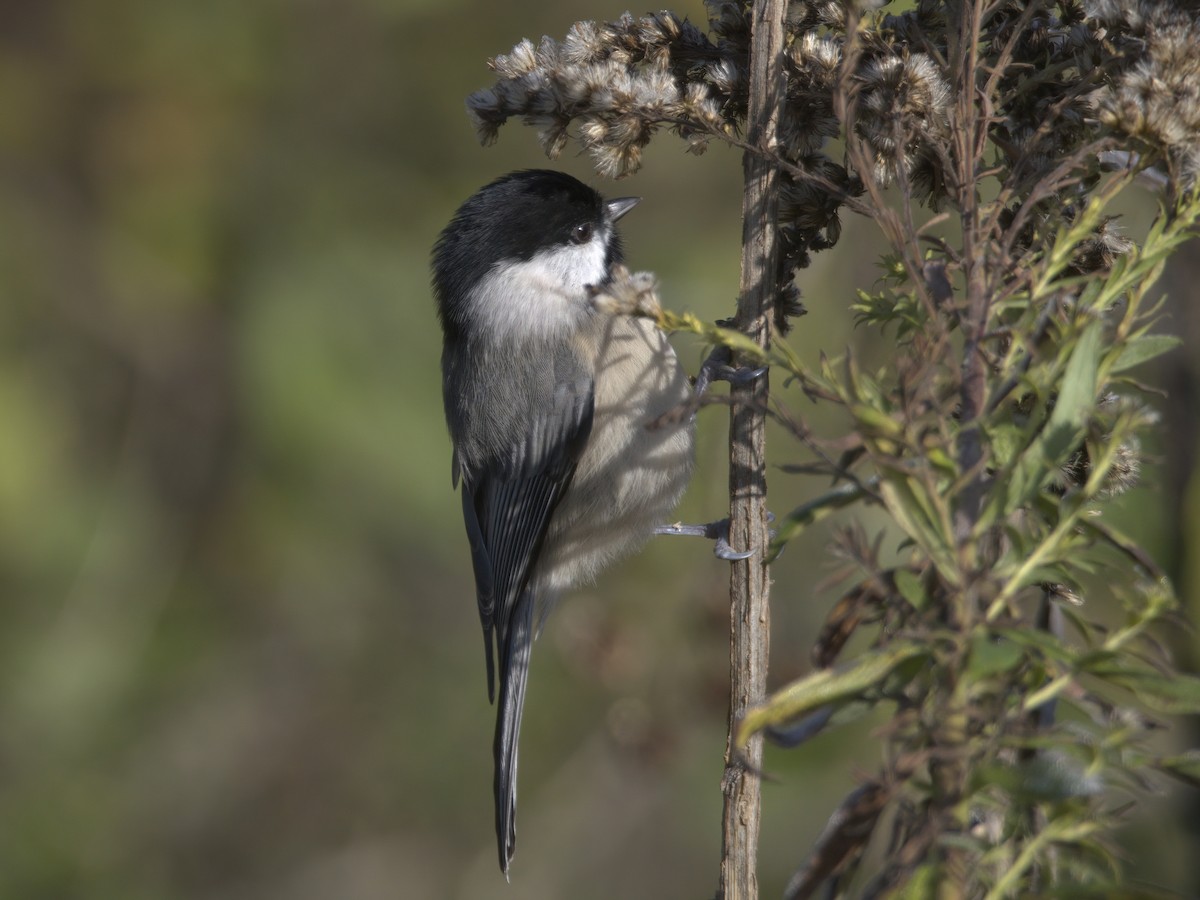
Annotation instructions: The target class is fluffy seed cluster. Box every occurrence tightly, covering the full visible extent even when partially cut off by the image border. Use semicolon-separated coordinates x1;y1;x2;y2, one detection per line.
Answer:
588;264;663;319
467;13;728;178
882;0;1114;205
854;52;951;192
1058;392;1154;498
1068;217;1136;277
1092;0;1200;188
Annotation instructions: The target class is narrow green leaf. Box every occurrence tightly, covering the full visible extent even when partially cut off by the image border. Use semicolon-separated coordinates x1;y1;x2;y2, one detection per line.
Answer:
983;817;1108;900
1087;663;1200;714
992;626;1076;664
878;478;959;583
1002;319;1104;513
1077;517;1167;580
1152;751;1200;789
1110;333;1181;373
974;755;1102;803
852;404;904;439
735;642;928;747
926;446;956;474
768;481;868;560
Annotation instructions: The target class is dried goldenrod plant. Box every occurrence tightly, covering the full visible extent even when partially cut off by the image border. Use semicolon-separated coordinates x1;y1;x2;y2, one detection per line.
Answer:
466;1;1200;896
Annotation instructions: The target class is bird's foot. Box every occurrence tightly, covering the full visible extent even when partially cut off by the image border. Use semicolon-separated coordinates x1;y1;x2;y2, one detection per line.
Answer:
693;345;768;397
657;516;772;561
655;513;777;561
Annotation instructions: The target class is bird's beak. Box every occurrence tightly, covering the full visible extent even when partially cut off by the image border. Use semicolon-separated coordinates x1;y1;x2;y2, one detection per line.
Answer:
606;196;640;222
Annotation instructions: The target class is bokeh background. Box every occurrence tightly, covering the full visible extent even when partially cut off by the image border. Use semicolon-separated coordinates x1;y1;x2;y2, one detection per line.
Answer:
1;2;1197;898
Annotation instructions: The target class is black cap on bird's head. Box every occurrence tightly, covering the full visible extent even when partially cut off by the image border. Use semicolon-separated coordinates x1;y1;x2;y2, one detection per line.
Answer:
432;170;639;340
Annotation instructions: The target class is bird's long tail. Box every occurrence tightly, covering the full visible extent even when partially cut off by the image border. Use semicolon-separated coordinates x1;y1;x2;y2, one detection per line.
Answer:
494;592;535;875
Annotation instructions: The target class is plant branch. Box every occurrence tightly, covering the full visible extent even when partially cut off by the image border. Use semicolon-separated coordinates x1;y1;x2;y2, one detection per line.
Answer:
719;0;786;896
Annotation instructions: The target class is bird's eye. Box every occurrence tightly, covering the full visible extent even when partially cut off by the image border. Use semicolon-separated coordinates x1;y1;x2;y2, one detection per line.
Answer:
570;222;594;244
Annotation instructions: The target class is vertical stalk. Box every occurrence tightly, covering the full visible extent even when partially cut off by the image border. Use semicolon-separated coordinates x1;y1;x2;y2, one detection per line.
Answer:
719;0;786;896
951;0;987;556
938;4;986;898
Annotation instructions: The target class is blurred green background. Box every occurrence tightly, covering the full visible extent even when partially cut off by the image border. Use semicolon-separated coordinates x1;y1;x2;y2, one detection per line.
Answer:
1;2;1197;897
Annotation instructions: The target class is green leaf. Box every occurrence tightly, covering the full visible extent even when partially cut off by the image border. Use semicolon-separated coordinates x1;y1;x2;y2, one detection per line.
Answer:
1002;319;1104;513
1152;750;1200;789
986;420;1023;468
1110;333;1181;373
1086;662;1200;714
894;569;927;610
967;632;1026;678
892;864;939;900
878;477;959;584
768;481;868;560
735;642;928;747
877;253;907;281
1077;517;1167;580
974;754;1102;803
992;626;1076;664
852;404;903;439
926;446;956;475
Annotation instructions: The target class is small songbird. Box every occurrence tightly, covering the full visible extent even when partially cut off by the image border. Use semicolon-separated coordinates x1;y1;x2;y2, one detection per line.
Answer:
432;170;695;873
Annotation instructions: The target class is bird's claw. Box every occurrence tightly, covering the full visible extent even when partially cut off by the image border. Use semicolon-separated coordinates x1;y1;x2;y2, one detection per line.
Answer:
654;517;755;561
715;532;755;561
694;346;768;397
705;517;755;560
714;514;778;560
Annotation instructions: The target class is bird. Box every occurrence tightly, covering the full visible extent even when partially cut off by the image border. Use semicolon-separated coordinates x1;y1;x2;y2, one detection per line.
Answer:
432;169;696;874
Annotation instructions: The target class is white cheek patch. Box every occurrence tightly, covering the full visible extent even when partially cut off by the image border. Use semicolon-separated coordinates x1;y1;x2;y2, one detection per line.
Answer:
472;229;611;341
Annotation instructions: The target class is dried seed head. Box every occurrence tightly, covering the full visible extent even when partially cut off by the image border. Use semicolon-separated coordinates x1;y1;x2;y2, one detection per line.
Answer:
791;33;842;87
1070;218;1136;275
563;20;605;66
706;58;743;96
855;52;950;185
467;12;735;178
1094;2;1200;186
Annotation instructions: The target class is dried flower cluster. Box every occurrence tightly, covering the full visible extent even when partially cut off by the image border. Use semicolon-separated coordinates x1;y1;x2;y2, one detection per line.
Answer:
1094;0;1200;187
1058;392;1152;497
468;13;728;178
